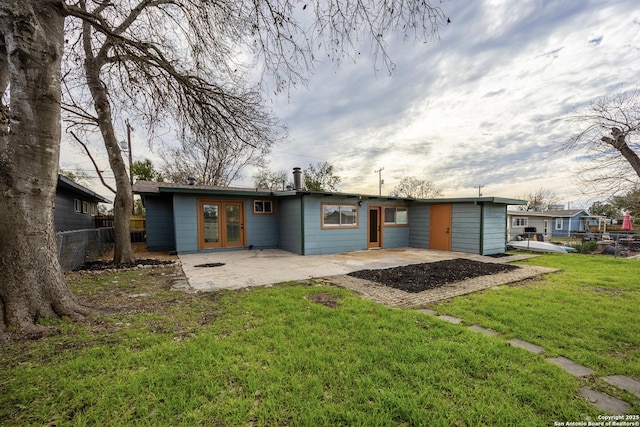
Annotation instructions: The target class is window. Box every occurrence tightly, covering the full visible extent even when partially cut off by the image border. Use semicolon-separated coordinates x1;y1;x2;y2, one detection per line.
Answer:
253;199;274;214
384;207;409;225
82;201;89;214
322;203;358;228
512;217;528;227
90;204;97;216
555;218;563;230
74;199;82;213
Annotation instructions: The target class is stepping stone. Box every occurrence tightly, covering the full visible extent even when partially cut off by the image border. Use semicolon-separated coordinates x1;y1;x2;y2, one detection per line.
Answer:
437;315;462;324
602;375;640;398
468;325;499;337
578;387;630;415
508;339;545;354
547;356;594;377
416;308;437;316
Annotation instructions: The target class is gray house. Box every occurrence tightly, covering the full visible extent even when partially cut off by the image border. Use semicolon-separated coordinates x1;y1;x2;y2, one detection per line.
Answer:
134;179;525;256
507;211;554;241
55;174;110;232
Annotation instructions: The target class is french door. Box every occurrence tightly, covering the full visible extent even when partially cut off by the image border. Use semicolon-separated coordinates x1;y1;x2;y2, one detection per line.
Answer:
198;200;245;249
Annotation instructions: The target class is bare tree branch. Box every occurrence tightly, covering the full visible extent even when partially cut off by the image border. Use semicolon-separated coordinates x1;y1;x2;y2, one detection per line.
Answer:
69;131;117;193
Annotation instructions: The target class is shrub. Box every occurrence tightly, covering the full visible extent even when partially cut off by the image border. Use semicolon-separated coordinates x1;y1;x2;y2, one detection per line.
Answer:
571;241;598;254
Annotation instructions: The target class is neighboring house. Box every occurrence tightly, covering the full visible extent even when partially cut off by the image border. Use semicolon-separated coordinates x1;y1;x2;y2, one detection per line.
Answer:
134;178;526;256
545;209;595;238
55;174;110;232
507;211;554;241
507;209;601;240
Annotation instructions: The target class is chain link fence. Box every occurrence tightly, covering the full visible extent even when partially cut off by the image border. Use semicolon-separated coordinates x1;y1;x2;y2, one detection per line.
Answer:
56;227;114;271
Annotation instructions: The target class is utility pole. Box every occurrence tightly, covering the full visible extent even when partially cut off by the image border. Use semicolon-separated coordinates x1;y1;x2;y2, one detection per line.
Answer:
122;120;134;215
126;120;133;189
474;184;484;197
375;167;384;196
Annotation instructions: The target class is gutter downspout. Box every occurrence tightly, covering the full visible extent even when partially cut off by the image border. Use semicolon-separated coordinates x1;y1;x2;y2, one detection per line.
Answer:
479;202;485;255
300;193;305;255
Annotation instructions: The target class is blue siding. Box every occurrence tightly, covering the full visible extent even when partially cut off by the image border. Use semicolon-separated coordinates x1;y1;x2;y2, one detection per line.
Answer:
173;194;198;253
278;197;303;254
303;197;367;255
145;194;175;251
54;187;95;232
452;203;481;254
482;203;506;255
408;204;430;248
246;199;279;249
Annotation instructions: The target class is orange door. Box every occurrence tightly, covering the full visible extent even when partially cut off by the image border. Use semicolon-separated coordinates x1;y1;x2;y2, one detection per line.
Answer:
430;204;452;251
368;207;382;248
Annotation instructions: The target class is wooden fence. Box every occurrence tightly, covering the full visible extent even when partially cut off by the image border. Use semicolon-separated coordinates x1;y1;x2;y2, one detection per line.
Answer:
95;215;146;230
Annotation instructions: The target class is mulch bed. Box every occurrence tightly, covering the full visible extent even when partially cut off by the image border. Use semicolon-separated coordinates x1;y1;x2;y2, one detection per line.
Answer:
74;259;175;271
348;258;519;293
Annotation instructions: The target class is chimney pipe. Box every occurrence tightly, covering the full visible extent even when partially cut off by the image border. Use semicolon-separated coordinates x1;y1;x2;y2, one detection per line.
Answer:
187;176;196;186
293;167;302;190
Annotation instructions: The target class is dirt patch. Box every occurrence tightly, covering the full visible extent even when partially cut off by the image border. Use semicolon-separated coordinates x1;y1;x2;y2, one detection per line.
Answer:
307;292;341;308
348;258;519;293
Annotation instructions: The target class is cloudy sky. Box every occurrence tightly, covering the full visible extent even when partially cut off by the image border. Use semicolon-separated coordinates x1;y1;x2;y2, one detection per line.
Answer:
60;0;640;208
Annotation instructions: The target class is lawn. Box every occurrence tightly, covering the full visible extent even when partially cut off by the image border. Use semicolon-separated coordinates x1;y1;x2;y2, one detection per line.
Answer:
1;255;637;426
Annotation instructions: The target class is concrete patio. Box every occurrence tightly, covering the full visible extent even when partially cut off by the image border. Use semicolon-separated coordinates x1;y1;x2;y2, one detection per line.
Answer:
178;247;546;293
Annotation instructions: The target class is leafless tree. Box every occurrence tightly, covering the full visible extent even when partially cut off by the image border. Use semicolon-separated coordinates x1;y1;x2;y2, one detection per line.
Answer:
390;177;443;199
160;132;272;186
565;90;640;196
514;188;559;212
1;0;448;333
252;167;291;191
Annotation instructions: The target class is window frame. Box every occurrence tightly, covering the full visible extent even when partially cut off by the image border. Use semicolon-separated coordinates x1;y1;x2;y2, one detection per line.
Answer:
555;218;563;230
512;217;528;227
383;206;409;227
74;199;82;213
253;199;274;215
321;203;359;229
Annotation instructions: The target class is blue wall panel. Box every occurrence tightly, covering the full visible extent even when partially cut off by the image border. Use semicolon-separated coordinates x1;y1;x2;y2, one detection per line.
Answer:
408;204;430;248
145;194;175;251
278;197;303;254
482;203;507;255
452;203;481;254
245;198;279;249
303;197;367;255
173;194;198;253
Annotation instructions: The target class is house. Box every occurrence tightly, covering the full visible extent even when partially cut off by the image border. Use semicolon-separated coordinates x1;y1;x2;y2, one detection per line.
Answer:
508;208;601;240
54;174;110;232
545;209;595;238
507;211;554;241
133;173;526;256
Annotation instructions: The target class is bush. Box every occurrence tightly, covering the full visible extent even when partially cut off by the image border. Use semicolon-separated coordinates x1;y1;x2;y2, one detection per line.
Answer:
571;241;598;254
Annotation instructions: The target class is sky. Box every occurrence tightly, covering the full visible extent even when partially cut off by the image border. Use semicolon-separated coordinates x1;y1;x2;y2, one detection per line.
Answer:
59;0;640;209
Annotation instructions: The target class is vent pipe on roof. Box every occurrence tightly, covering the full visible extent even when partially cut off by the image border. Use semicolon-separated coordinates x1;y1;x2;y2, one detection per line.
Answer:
187;176;196;185
293;167;302;190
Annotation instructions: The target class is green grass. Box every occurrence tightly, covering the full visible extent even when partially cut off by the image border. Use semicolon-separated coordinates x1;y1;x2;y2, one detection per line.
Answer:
432;254;640;410
1;257;637;426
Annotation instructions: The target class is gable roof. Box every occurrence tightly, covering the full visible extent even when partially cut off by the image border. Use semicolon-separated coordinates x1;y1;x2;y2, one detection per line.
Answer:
133;180;526;206
57;175;110;203
508;209;591;218
543;209;589;218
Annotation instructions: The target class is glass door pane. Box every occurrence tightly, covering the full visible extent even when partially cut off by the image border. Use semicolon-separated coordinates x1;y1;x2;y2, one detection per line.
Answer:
369;209;379;243
203;204;219;243
225;204;241;244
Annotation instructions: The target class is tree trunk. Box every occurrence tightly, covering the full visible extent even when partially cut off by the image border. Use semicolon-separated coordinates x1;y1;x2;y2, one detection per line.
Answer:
82;23;135;265
0;1;94;335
